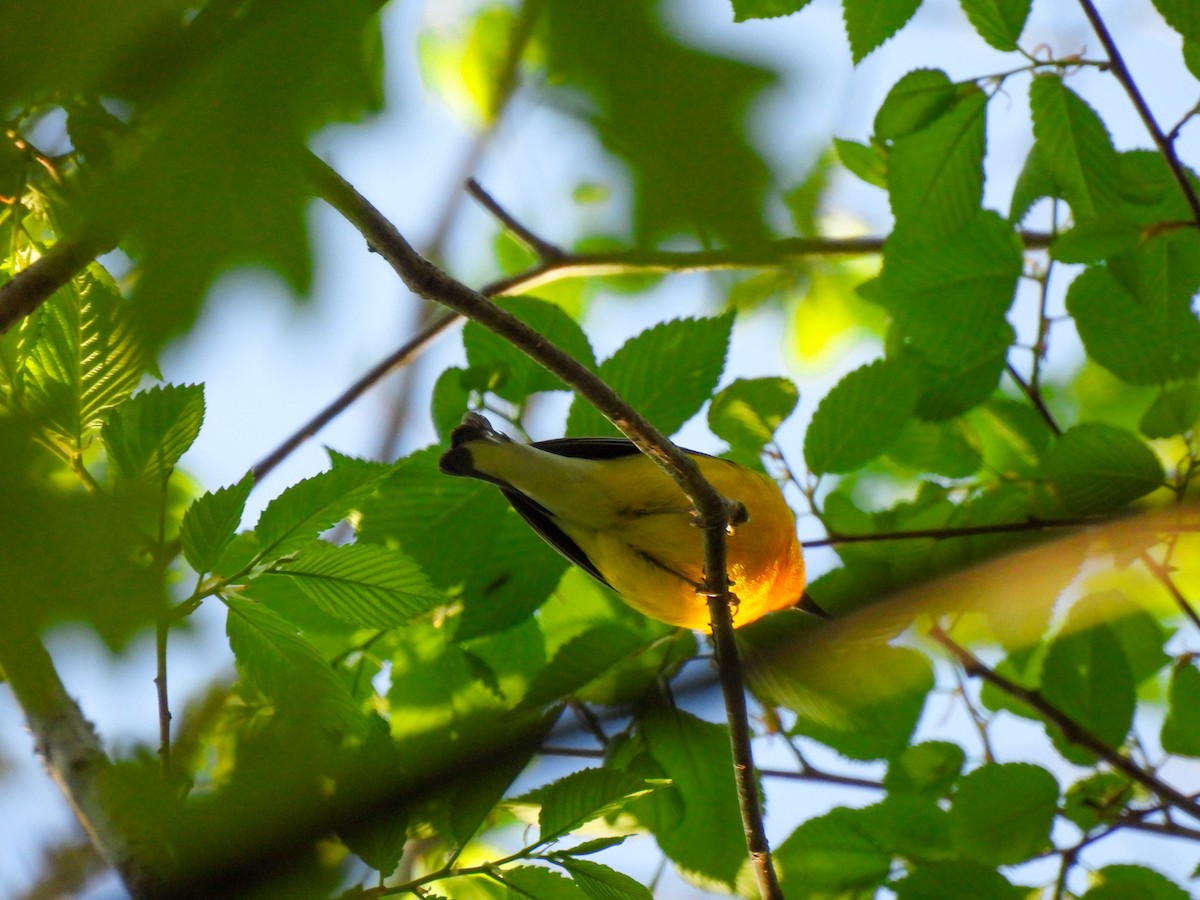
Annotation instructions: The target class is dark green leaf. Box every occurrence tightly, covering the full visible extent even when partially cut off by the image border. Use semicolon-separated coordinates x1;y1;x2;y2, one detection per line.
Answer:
431;367;473;441
637;708;745;888
730;0;815;21
874;69;957;140
885;741;966;797
1062;772;1133;831
1041;423;1164;514
843;0;922;63
265;542;445;628
520;625;652;708
1162;661;1200;756
1041;618;1135;752
804;357;921;474
255;454;390;562
101;383;204;482
560;837;629;857
501;865;589;899
1186;38;1200;80
1081;864;1190;900
1152;0;1200;40
895;860;1024;900
224;595;363;735
463;297;596;403
182;474;254;574
553;857;652;900
888;88;987;241
959;0;1032;50
774;807;892;895
949;763;1057;865
1141;384;1200;438
566;314;733;437
834;137;888;189
1051;218;1142;264
707;376;798;462
856;794;952;861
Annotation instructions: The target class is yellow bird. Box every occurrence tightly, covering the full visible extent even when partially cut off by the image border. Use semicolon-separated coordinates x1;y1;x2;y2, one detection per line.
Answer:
439;412;814;630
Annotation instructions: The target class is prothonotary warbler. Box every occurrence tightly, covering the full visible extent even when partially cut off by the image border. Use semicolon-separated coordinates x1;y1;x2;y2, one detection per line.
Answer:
439;412;817;630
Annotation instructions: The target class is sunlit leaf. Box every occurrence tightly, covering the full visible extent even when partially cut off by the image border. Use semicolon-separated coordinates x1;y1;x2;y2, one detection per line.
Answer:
101;383;204;482
182;474;254;574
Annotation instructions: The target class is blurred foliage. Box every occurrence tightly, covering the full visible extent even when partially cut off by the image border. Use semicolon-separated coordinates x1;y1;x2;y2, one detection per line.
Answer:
2;0;1200;899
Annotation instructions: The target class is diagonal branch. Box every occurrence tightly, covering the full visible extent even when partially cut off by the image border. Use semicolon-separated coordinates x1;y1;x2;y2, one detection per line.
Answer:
306;151;783;899
0;228;117;336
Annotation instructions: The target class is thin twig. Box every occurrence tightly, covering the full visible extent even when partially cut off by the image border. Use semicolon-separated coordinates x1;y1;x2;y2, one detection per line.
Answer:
930;625;1200;820
155;618;171;776
1077;0;1200;223
1140;550;1200;631
801;514;1115;548
1006;361;1062;435
467;178;564;260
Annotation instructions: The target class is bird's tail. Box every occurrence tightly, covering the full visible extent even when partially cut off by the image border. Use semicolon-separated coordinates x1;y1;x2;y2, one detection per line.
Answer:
439;412;512;480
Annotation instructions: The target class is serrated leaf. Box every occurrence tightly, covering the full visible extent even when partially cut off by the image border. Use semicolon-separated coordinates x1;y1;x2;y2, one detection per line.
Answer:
874;68;956;141
1152;0;1200;40
501;866;589;900
520;625;651;708
566;314;733;437
877;210;1022;369
1042;423;1164;514
775;807;892;895
224;594;362;734
557;836;628;857
843;0;922;63
1162;661;1200;756
804;357;920;474
1141;384;1200;438
885;741;966;797
895;861;1024;900
525;768;657;844
463;297;596;403
182;474;254;574
553;857;652;900
101;383;204;482
959;0;1031;51
888;87;987;241
730;0;814;21
834;137;888;189
707;376;798;459
255;455;390;561
635;708;744;888
949;763;1058;865
1041;618;1135;752
22;272;144;450
265;541;445;627
1082;864;1190;900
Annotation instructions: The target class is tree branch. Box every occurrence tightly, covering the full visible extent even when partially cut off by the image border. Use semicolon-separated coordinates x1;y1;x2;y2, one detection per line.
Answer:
0;228;117;336
307;152;782;899
930;625;1200;821
1077;0;1200;224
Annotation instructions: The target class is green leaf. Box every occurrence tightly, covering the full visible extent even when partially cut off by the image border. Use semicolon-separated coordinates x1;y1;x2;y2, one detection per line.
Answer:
265;542;445;628
1041;619;1135;753
885;418;982;477
1069;591;1170;685
1152;0;1200;40
843;0;922;63
743;624;933;759
559;837;629;857
463;297;596;403
804;357;921;475
501;865;590;899
834;137;888;189
520;625;652;708
1041;423;1164;514
895;861;1024;900
224;594;362;735
1062;772;1132;831
553;857;652;900
541;0;774;245
1186;37;1200;80
949;763;1057;865
182;474;254;574
255;454;390;561
525;768;657;844
358;448;568;639
1141;384;1200;438
774;807;892;895
22;272;144;451
885;741;966;797
856;794;953;861
874;69;957;141
730;0;814;21
1082;864;1190;900
876;210;1022;369
1162;661;1200;756
431;367;472;441
1051;218;1142;264
888;88;987;241
959;0;1032;51
636;708;745;888
566;314;733;437
707;376;798;462
101;383;204;482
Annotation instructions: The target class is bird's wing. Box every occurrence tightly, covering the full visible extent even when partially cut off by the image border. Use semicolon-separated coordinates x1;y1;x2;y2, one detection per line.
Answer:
499;487;611;587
